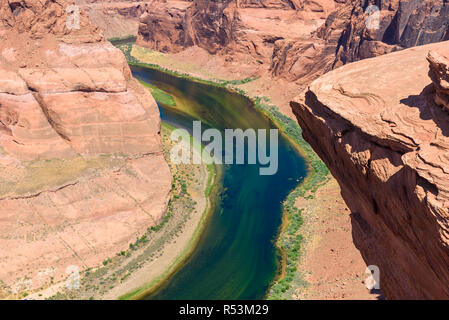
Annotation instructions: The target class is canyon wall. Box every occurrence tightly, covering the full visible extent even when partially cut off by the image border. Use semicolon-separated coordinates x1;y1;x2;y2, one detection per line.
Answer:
291;41;449;299
137;0;341;63
136;0;449;83
272;0;449;82
0;0;171;295
75;0;149;38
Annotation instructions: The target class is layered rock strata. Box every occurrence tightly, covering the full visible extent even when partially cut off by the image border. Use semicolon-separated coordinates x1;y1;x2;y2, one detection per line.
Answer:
135;0;448;83
272;0;449;82
291;41;449;299
0;0;171;295
137;0;341;63
428;50;449;111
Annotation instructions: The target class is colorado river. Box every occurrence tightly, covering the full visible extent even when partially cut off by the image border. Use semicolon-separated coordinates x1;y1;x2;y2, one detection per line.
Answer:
131;66;307;299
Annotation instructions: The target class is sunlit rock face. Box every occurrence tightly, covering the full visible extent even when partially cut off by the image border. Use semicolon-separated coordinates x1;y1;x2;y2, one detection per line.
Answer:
136;0;342;62
271;0;449;82
428;49;449;111
135;0;448;84
0;0;171;295
292;41;449;299
74;0;149;38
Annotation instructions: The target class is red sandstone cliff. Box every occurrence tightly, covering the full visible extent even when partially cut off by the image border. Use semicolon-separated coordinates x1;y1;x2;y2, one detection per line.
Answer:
75;0;149;38
0;0;171;296
137;0;341;62
135;0;448;83
428;50;449;111
271;0;449;82
291;41;449;299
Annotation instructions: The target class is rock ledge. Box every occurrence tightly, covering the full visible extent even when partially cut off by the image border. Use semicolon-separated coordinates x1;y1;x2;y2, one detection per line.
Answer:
292;41;449;299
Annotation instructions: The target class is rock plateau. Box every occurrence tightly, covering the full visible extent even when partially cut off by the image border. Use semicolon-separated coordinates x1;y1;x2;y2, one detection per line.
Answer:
292;41;449;299
0;0;171;296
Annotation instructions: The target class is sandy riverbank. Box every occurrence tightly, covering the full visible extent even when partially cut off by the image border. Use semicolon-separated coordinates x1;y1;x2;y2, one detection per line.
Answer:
107;124;216;300
27;123;215;300
292;178;381;299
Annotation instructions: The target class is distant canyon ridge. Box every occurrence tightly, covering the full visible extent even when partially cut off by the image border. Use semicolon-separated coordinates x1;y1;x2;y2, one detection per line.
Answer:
79;0;449;84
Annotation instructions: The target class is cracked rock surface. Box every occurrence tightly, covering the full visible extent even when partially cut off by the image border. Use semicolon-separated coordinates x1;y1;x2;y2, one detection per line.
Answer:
292;41;449;299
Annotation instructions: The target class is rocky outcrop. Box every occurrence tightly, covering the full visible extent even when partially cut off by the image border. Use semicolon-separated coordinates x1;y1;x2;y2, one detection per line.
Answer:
271;0;449;82
0;0;171;295
428;50;449;111
137;0;238;54
75;0;149;38
333;0;449;64
291;41;449;299
270;1;352;82
137;0;192;53
135;0;448;82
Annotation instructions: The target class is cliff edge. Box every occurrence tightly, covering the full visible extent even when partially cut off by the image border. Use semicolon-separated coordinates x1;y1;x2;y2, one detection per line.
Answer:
0;0;171;296
292;41;449;299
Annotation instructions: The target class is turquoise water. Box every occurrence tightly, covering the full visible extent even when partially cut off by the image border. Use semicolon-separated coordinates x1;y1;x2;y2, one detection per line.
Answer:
131;66;307;299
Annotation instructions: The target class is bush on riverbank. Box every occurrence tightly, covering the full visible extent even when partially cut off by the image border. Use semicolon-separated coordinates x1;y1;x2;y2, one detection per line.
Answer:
253;98;330;299
137;80;176;107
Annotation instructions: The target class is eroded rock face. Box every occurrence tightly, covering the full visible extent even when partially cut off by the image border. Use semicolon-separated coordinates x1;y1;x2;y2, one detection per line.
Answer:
135;0;447;82
136;0;341;62
271;0;449;82
292;41;449;299
237;0;298;9
75;0;149;38
137;0;192;53
0;0;171;295
334;0;449;64
1;0;103;42
137;0;236;55
134;0;449;83
428;50;449;111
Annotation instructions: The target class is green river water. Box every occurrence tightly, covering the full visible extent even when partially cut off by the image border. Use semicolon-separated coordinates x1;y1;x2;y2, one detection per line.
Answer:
131;66;307;299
